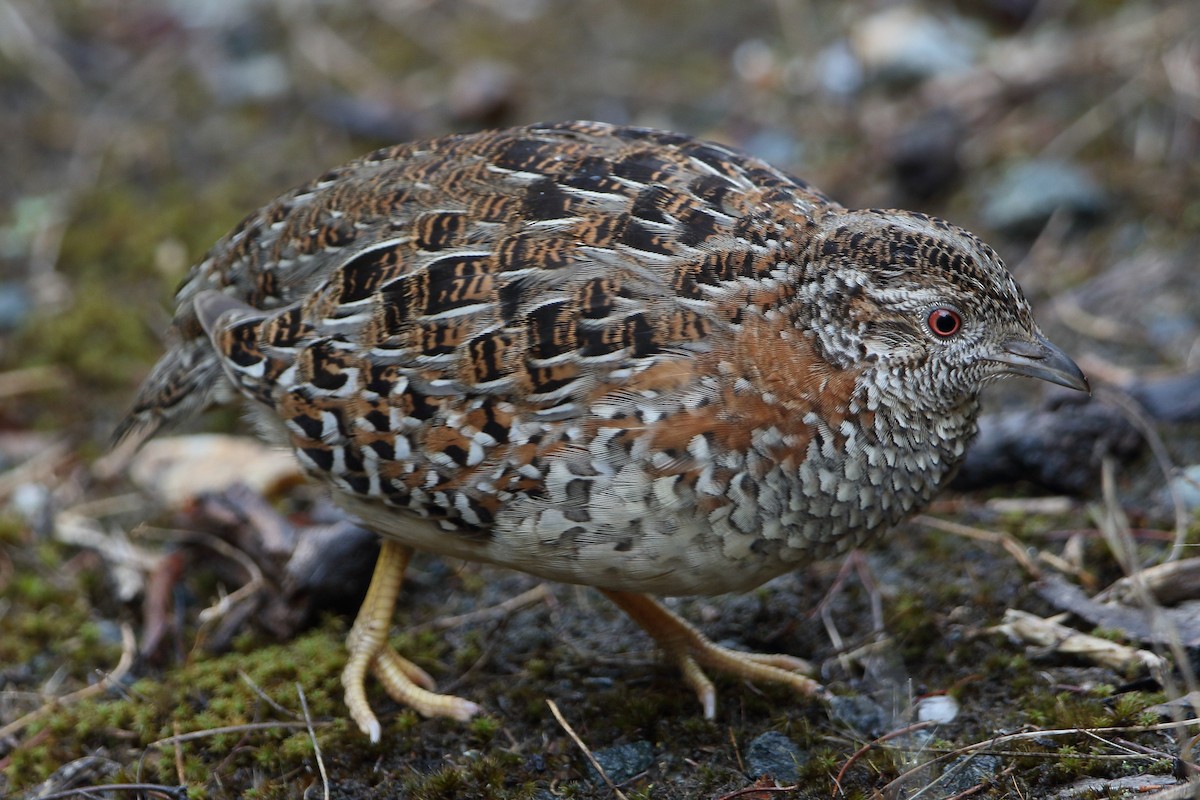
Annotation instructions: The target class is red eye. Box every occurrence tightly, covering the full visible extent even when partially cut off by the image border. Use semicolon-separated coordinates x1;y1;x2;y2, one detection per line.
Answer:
928;308;962;337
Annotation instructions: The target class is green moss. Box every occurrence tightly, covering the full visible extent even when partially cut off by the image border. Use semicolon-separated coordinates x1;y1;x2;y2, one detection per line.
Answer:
9;571;64;606
1107;691;1158;726
468;714;500;742
390;709;421;734
624;787;657;800
523;657;550;679
453;629;486;670
0;615;356;795
403;751;533;800
12;273;159;388
0;512;28;544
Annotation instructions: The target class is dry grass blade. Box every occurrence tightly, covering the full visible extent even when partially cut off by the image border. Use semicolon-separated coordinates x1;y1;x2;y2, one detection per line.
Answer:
239;671;301;720
715;781;800;799
833;721;938;792
1094;387;1189;562
1141;780;1200;800
148;721;325;749
1104;557;1200;606
296;682;330;800
0;440;71;503
133;525;266;625
913;515;1042;579
29;783;189;800
420;583;553;631
879;721;1200;798
993;608;1167;676
547;698;630;800
0;366;70;398
1094;456;1200;773
0;622;136;741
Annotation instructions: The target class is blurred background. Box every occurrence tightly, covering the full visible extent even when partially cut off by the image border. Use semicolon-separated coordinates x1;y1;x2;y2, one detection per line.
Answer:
2;1;1200;796
1;0;1198;446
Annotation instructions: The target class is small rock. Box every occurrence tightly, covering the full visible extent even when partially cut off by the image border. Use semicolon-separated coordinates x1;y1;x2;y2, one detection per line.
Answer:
954;399;1141;495
586;741;653;786
813;40;864;97
982;159;1107;236
0;282;31;332
207;53;291;103
915;694;959;724
448;59;519;126
939;754;1003;795
1166;464;1200;512
92;619;126;647
829;694;890;737
285;521;380;614
889;108;964;200
745;731;807;784
581;676;616;688
10;482;53;532
315;94;414;142
962;0;1041;28
851;6;983;84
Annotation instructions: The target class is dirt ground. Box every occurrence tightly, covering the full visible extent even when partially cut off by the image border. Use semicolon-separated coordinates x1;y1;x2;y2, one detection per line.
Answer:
2;1;1199;798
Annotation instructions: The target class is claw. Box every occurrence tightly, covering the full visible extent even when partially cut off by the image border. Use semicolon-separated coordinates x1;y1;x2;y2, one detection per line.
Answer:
343;540;483;739
600;589;819;718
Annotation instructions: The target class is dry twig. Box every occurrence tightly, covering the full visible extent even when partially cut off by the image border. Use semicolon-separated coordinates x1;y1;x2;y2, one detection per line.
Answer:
297;682;330;800
0;622;136;741
914;515;1042;579
547;698;630;800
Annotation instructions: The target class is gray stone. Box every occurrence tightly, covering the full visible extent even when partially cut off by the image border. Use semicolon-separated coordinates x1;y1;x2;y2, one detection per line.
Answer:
814;40;864;97
585;740;654;786
982;159;1107;236
0;282;31;332
939;754;1003;795
1168;465;1200;511
829;694;890;737
852;6;983;85
745;731;807;784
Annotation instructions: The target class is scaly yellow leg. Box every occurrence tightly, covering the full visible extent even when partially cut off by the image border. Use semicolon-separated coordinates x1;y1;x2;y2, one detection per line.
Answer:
600;589;820;719
342;540;481;742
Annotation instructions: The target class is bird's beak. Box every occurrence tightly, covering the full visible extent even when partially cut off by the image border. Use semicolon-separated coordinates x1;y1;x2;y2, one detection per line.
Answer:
988;334;1089;392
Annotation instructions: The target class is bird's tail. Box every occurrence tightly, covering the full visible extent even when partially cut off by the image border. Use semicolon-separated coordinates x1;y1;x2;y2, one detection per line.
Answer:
104;334;231;471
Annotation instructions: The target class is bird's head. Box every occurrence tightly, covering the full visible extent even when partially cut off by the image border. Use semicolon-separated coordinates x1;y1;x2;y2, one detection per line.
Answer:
801;209;1087;409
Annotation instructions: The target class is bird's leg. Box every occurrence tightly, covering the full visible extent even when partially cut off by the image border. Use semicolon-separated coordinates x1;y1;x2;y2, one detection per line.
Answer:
343;540;481;742
599;589;820;719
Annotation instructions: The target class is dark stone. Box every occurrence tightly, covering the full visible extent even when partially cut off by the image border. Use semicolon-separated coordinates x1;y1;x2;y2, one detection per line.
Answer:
1128;370;1200;424
585;740;654;786
939;754;1003;794
982;159;1107;236
829;694;890;737
890;108;964;201
0;282;31;332
745;730;807;784
953;394;1142;495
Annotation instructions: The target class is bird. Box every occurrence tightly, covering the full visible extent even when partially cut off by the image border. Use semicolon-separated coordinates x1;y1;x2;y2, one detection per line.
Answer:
114;120;1088;741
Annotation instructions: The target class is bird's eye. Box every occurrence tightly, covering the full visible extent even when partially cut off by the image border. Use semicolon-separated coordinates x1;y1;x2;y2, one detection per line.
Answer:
927;307;962;337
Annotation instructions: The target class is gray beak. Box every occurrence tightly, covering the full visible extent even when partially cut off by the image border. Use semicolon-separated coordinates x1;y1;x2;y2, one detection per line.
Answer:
989;334;1089;392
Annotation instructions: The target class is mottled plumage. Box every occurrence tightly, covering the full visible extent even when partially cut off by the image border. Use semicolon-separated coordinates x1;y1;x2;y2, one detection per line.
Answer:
117;121;1087;739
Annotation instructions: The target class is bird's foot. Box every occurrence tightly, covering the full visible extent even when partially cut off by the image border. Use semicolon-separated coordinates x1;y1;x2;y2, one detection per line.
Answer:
600;589;821;719
343;540;481;742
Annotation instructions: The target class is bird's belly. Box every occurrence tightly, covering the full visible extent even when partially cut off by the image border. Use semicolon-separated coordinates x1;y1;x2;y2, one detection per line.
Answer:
334;493;794;595
328;429;964;596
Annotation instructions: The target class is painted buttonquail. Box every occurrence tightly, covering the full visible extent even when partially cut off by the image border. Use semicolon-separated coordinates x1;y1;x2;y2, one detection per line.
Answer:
115;121;1088;740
